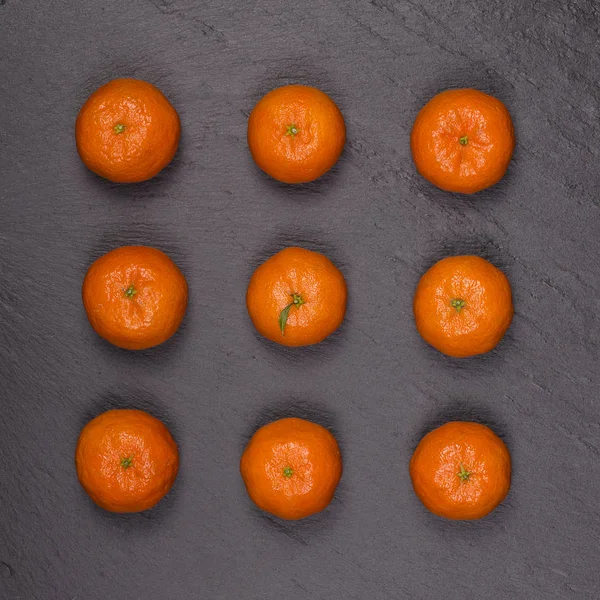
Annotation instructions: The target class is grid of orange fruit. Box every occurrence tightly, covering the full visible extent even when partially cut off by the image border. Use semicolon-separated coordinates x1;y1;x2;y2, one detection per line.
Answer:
75;78;515;521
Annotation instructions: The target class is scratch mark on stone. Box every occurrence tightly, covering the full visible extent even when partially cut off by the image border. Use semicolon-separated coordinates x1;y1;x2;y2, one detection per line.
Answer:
260;514;309;546
0;561;14;578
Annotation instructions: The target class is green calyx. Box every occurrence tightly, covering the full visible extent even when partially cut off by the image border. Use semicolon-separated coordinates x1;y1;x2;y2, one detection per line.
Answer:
459;135;468;146
120;456;133;469
124;284;137;299
283;466;294;478
450;298;466;312
278;293;305;335
457;463;471;482
285;123;299;137
113;123;126;134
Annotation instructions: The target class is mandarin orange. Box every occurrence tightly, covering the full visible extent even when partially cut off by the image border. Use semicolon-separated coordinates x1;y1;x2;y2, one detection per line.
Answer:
410;421;511;520
411;88;515;193
82;246;188;350
247;84;345;183
75;409;179;513
413;255;513;357
76;78;180;183
240;417;342;520
246;247;347;347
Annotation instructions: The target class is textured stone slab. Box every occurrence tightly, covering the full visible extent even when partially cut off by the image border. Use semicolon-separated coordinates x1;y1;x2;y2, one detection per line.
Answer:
1;1;599;598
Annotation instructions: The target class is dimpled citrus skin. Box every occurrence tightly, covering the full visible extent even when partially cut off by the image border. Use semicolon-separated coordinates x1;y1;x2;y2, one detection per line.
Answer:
75;409;179;513
246;247;347;347
411;88;515;194
240;418;343;520
75;78;180;183
247;85;346;183
413;255;513;358
410;421;511;520
82;246;188;350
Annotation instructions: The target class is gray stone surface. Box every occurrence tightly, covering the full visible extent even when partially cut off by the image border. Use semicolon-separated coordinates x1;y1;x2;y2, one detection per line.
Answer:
1;1;599;598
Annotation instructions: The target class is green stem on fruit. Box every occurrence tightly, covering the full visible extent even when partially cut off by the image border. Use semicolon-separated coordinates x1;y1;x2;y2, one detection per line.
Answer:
113;123;126;134
285;123;299;137
124;284;137;299
120;456;133;469
457;463;471;482
278;293;305;335
459;135;468;146
283;466;294;478
450;298;466;312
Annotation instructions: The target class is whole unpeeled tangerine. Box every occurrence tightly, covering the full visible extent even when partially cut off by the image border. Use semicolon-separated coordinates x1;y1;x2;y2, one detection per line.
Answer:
240;417;343;520
75;409;179;513
247;84;346;183
411;88;515;194
76;78;180;183
246;246;347;347
410;421;511;520
82;245;188;350
413;255;513;357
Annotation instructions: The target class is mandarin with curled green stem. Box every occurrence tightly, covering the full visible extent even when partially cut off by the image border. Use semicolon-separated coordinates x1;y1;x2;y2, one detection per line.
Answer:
246;246;347;347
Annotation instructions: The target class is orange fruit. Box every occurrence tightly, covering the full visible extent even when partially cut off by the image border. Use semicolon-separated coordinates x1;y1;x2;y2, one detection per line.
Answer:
82;245;188;350
240;417;342;520
411;88;515;194
413;255;513;357
76;78;180;183
75;409;179;513
246;246;347;347
410;421;511;520
247;84;346;183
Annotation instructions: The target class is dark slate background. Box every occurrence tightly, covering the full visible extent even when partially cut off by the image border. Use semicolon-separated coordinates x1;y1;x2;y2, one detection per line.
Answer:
1;1;599;598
